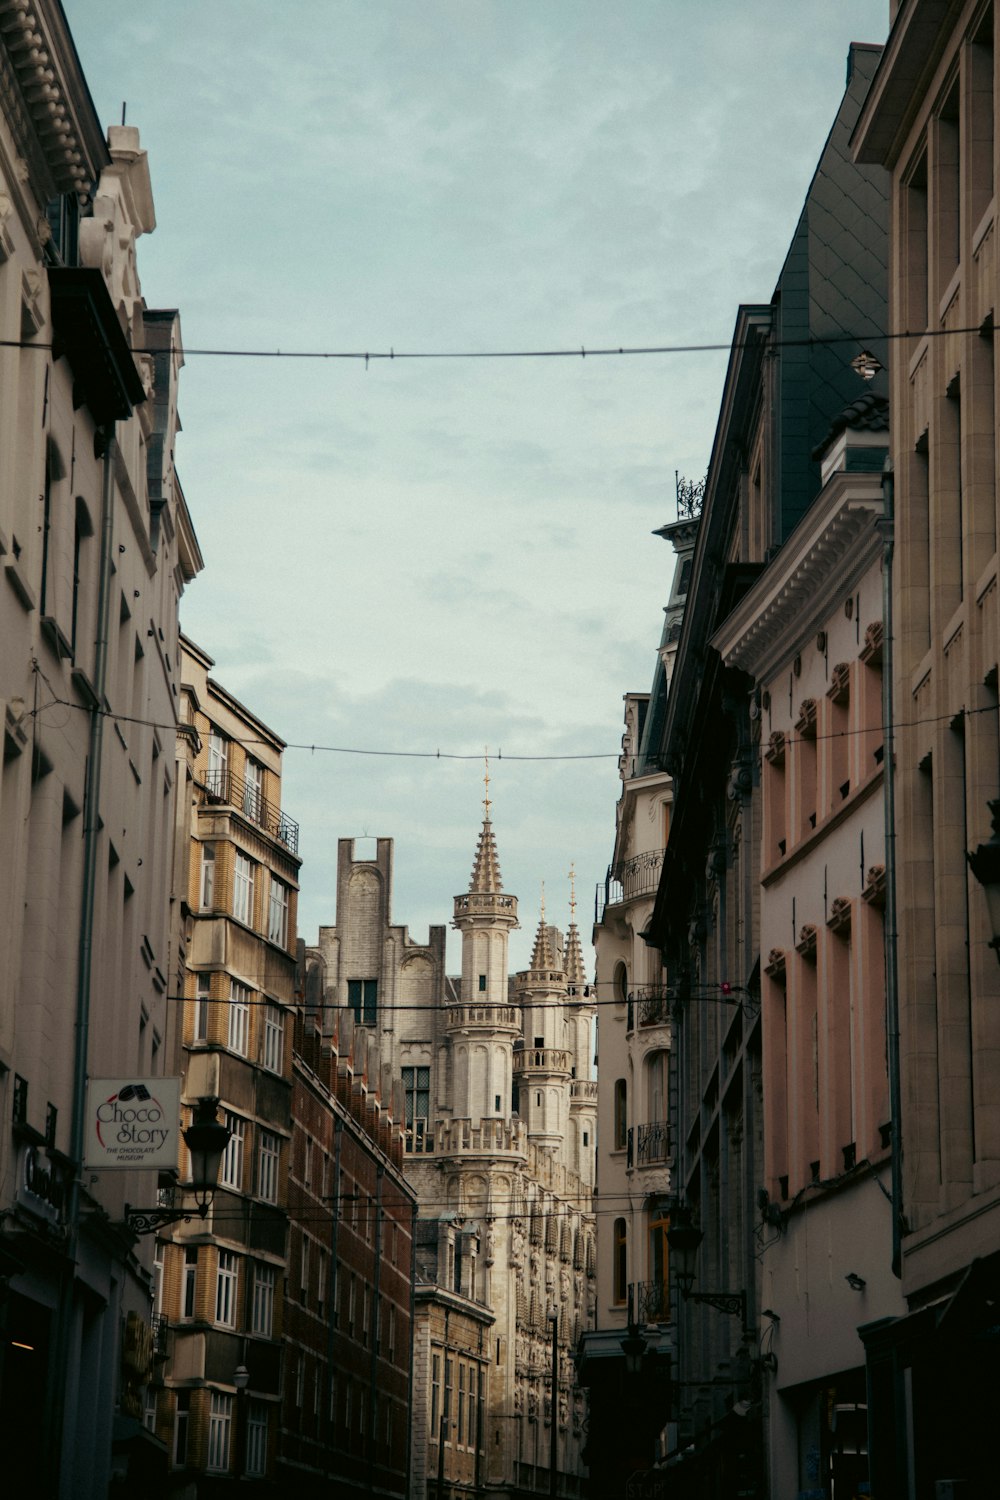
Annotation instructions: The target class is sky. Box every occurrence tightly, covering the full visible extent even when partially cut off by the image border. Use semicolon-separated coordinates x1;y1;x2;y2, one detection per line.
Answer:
68;0;889;973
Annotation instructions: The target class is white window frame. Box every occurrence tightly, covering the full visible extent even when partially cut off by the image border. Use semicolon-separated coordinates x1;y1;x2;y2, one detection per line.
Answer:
258;1130;279;1203
182;1245;198;1320
252;1262;275;1337
227;978;250;1056
268;876;289;948
221;1114;245;1190
194;973;210;1043
243;758;263;822
207;1390;233;1472
233;851;255;926
206;731;228;796
199;842;215;909
216;1249;238;1328
246;1400;267;1477
262;1004;284;1074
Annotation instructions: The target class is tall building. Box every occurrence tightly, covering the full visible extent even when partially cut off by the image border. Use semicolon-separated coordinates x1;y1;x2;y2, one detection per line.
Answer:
0;5;198;1492
305;814;597;1500
148;642;301;1493
853;4;1000;1492
713;395;905;1498
641;45;888;1497
578;495;698;1499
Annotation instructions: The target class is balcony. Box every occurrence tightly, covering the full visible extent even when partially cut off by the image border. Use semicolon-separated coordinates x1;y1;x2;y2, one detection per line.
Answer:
513;1046;572;1074
203;768;299;855
444;1003;521;1032
594;848;665;923
630;1279;670;1324
569;1079;598;1104
633;985;673;1029
635;1120;671;1165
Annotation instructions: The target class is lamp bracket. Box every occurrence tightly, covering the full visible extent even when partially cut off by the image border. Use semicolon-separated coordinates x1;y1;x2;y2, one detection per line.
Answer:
684;1288;747;1325
124;1202;208;1236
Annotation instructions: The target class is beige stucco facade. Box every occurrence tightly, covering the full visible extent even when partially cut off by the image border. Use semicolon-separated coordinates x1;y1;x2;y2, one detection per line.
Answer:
0;7;200;1491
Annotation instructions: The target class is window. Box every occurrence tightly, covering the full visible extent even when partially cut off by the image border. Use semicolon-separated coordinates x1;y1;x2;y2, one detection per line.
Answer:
199;842;215;909
468;1369;476;1452
228;979;250;1056
252;1263;275;1337
268;877;289;948
263;1004;284;1073
216;1250;238;1326
221;1114;245;1190
173;1390;190;1466
387;1304;395;1361
206;731;228;796
478;973;487;992
207;1390;233;1471
300;1235;310;1305
431;1354;441;1433
304;1138;313;1187
233;851;255;926
295;1355;305;1406
613;1218;627;1305
318;1248;327;1317
444;1358;453;1434
613;1079;627;1150
183;1245;198;1319
348;978;377;1026
243;758;263;821
193;973;210;1042
458;1364;466;1445
258;1130;279;1203
246;1401;267;1477
402;1066;429;1128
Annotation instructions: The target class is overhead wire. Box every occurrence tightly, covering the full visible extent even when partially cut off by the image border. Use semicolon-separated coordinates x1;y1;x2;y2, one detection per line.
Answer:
0;320;979;364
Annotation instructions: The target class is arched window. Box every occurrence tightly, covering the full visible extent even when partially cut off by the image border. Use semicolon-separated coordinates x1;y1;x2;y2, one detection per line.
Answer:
613;1079;627;1150
613;1219;627;1305
614;962;629;1004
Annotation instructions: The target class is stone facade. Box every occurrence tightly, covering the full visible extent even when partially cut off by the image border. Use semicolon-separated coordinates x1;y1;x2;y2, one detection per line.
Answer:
306;820;597;1500
0;5;198;1492
854;3;1000;1492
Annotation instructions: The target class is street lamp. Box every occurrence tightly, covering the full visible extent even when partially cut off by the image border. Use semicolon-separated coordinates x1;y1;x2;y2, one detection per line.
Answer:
124;1096;231;1235
968;799;1000;962
666;1204;747;1327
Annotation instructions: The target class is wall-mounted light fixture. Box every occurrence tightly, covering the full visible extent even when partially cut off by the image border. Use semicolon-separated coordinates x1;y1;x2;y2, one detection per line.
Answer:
845;1272;867;1292
123;1096;231;1235
667;1204;747;1327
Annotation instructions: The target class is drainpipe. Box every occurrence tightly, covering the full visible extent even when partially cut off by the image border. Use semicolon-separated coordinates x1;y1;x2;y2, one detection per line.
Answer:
368;1164;384;1494
48;424;117;1495
406;1194;417;1500
878;459;904;1278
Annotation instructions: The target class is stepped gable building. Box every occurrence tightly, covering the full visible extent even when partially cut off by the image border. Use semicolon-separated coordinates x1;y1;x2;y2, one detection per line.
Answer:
0;5;199;1492
306;810;597;1500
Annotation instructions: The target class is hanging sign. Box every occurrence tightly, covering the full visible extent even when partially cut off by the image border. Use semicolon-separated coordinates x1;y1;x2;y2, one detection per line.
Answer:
84;1077;181;1170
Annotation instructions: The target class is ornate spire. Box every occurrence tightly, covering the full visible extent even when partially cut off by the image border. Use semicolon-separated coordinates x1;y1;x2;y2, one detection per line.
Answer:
468;750;504;893
564;862;589;991
529;885;557;969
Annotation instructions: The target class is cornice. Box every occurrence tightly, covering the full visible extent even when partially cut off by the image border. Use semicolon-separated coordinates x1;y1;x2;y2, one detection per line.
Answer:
712;471;884;681
0;0;108;200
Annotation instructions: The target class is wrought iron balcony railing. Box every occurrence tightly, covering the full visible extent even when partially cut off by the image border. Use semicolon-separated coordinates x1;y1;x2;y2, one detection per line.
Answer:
594;847;665;923
203;768;299;855
630;1278;670;1324
633;985;673;1028
635;1120;671;1165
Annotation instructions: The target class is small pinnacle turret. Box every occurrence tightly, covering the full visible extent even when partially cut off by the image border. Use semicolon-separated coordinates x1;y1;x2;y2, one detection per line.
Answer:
564;863;588;992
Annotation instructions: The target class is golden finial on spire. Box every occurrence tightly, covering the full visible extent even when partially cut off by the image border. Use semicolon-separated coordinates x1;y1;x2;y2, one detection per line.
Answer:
540;880;546;921
483;745;492;820
568;862;577;921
